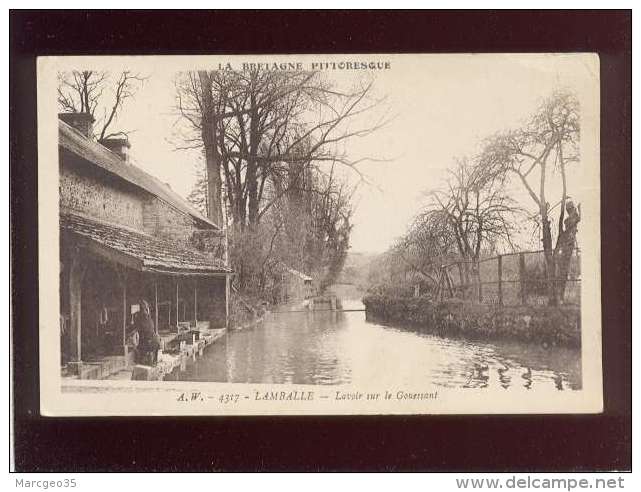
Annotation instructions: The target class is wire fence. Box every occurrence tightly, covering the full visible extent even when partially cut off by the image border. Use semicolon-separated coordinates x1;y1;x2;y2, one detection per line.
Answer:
437;249;581;306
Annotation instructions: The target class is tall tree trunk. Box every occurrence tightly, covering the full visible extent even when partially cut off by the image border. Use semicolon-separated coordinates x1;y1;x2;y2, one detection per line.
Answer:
470;258;481;302
540;207;558;306
555;204;581;302
247;103;260;228
198;71;223;226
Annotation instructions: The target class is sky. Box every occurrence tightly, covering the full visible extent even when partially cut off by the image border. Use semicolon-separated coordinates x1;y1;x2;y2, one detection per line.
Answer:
110;54;598;254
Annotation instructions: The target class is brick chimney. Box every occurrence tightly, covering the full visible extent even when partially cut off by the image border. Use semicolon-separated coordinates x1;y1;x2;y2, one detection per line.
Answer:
101;137;131;163
59;112;94;138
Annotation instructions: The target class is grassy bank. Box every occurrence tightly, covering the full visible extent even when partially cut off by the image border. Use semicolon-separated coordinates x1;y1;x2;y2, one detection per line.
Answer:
362;294;580;348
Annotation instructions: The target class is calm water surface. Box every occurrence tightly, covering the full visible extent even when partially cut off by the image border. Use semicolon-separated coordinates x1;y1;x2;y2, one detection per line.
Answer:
169;294;581;390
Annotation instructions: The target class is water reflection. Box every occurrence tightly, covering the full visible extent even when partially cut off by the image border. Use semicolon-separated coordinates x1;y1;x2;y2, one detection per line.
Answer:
168;303;581;391
497;363;511;389
522;368;533;390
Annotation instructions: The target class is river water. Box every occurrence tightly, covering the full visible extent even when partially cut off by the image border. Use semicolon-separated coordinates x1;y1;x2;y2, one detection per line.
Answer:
168;292;582;391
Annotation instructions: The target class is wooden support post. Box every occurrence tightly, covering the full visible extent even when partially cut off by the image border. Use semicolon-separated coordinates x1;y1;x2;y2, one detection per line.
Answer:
194;281;198;326
497;255;503;306
175;279;179;330
122;271;127;356
68;255;85;363
519;253;527;305
154;278;159;334
225;275;230;329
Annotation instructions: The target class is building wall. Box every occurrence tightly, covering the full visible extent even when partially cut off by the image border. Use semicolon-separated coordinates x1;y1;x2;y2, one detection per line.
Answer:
60;159;144;230
142;197;198;245
60;150;210;247
283;274;314;301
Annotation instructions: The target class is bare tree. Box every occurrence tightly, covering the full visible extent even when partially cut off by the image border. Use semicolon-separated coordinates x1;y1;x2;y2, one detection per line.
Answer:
429;157;522;260
175;68;388;299
391;212;458;289
174;69;388;228
479;89;580;304
230;158;355;293
57;70;147;142
406;156;524;298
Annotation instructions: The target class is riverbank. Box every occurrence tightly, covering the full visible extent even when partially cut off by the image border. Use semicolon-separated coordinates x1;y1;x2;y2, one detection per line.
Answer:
167;306;581;389
362;295;580;347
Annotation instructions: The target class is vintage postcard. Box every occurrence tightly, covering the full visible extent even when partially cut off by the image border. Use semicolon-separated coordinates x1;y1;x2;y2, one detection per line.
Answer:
37;53;602;416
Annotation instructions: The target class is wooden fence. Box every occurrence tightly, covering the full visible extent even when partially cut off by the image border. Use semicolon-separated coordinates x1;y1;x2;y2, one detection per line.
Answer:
436;249;581;306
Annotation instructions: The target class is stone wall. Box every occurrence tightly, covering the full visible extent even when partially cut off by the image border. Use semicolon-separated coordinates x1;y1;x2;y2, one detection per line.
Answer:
362;295;581;347
61;151;224;261
142;197;198;245
60;160;144;230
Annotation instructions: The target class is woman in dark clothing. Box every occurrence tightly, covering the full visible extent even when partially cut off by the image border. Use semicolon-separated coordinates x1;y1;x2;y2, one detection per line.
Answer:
134;299;159;366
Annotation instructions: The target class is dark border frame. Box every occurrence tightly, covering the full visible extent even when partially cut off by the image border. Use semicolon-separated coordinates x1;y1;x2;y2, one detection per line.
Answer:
10;10;631;472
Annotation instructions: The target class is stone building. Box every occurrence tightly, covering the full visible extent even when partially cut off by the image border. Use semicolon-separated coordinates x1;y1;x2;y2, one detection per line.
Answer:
283;267;315;302
269;265;314;304
58;113;232;379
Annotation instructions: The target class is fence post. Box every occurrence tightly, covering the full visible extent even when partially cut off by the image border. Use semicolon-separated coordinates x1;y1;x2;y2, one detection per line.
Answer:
497;255;503;306
519;253;526;305
477;261;483;303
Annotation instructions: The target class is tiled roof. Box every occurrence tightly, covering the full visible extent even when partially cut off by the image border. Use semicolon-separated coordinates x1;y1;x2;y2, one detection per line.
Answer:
61;212;231;275
58;119;220;231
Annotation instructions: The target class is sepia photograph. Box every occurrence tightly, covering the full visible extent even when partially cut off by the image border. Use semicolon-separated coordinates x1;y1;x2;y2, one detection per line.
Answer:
36;53;602;415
